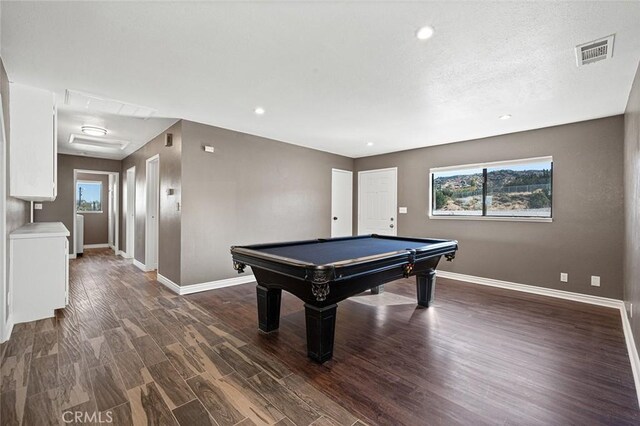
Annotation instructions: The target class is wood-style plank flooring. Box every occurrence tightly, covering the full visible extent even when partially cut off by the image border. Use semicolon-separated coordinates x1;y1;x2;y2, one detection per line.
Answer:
1;249;638;425
190;270;640;425
0;249;362;425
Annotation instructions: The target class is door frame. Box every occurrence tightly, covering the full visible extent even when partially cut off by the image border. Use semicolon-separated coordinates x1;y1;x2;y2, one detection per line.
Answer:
357;167;398;236
125;166;136;259
145;154;160;270
331;168;353;237
73;169;119;257
108;174;115;249
0;93;8;342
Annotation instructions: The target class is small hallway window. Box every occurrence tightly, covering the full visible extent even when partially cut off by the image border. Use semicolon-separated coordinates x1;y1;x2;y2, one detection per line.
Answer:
77;181;103;213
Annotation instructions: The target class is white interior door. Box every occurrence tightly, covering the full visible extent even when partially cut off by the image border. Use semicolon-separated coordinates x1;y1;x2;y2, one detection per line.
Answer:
126;167;135;258
358;168;398;236
331;169;353;238
145;157;159;270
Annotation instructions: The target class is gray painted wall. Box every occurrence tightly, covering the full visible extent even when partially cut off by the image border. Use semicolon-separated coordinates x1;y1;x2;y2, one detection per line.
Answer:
121;121;182;284
76;172;109;245
34;154;121;254
180;120;353;285
624;61;640;353
354;116;625;299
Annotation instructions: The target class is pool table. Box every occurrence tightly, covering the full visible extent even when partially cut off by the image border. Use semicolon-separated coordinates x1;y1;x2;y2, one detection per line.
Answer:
230;235;458;363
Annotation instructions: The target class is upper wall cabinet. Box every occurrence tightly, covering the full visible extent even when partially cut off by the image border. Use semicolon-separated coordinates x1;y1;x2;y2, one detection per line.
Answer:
9;83;57;201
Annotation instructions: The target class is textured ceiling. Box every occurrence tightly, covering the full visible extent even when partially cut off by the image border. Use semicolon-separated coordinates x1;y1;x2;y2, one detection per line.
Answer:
2;1;640;158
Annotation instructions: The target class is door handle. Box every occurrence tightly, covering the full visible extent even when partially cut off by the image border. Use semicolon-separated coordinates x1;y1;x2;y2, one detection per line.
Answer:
333;217;338;220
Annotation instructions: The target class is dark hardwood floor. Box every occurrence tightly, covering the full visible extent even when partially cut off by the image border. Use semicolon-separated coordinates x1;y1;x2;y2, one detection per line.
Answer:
0;249;362;426
1;249;637;425
190;272;640;426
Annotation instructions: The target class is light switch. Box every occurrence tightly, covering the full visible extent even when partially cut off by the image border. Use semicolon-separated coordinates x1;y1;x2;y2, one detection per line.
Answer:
204;145;215;153
399;207;408;214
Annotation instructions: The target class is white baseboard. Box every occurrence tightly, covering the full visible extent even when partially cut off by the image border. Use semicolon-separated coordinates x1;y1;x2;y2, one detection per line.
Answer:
69;254;77;259
84;243;110;249
156;273;255;296
437;270;622;309
1;317;13;343
117;250;131;258
438;270;640;406
133;259;152;272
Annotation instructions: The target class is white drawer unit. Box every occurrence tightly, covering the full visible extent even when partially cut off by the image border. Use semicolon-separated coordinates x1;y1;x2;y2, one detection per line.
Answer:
9;83;58;201
9;222;69;324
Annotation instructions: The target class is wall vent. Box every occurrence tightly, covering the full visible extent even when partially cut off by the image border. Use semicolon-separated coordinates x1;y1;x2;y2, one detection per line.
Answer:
64;89;157;119
575;34;615;67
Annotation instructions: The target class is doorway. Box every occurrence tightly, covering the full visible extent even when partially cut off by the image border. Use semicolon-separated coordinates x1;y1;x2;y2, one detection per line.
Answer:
357;167;397;236
73;169;119;256
125;166;136;259
145;155;159;270
108;174;116;250
331;169;353;237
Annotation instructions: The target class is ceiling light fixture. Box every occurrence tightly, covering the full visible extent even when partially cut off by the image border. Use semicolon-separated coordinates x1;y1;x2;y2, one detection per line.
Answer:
254;107;265;115
416;26;434;41
81;125;108;136
499;114;512;120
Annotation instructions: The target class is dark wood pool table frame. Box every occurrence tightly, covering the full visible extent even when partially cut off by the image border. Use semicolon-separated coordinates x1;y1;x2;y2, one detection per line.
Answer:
230;235;458;363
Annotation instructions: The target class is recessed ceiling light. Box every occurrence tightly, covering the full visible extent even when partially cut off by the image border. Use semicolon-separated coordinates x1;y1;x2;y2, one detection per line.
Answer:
254;107;265;115
499;114;512;120
416;26;434;41
81;125;107;136
366;142;374;146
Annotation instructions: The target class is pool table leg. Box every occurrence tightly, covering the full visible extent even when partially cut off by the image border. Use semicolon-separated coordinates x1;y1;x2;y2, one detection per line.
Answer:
304;304;338;363
416;269;436;307
371;285;384;294
256;285;281;332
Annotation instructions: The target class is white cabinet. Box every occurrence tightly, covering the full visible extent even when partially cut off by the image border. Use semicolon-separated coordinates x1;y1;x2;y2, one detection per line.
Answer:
9;83;57;201
9;222;69;324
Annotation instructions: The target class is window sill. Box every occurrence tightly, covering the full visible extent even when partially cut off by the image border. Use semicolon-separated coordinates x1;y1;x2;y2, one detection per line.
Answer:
77;211;104;214
428;215;552;223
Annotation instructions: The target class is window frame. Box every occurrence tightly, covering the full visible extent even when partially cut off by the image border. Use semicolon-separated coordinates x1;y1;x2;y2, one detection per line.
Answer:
76;179;104;214
429;156;553;223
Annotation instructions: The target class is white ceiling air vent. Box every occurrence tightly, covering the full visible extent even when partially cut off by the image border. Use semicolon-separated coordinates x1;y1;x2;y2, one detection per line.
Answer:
575;34;615;67
64;89;157;119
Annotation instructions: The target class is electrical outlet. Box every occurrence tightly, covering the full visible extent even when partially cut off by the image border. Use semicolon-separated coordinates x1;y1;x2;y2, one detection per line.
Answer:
591;276;601;287
34;203;43;210
560;273;568;282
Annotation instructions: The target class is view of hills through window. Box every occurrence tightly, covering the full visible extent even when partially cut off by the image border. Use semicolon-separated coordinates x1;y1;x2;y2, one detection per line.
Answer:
432;159;552;218
76;181;103;212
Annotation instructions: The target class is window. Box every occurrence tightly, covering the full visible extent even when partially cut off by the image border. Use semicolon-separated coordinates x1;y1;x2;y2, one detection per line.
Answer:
431;157;552;220
76;180;103;213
